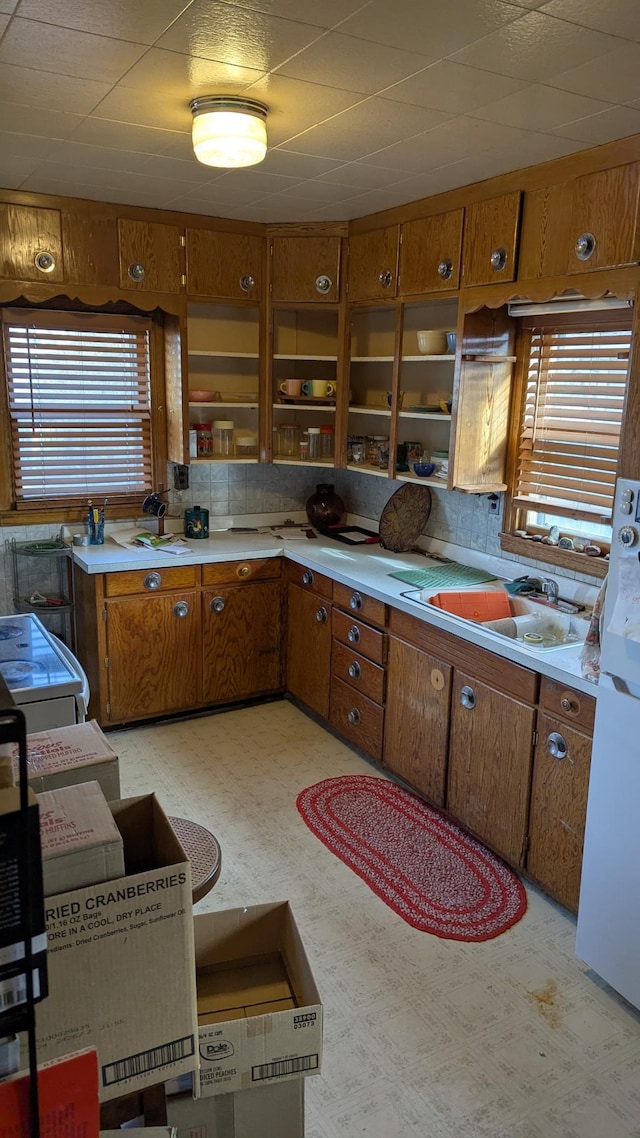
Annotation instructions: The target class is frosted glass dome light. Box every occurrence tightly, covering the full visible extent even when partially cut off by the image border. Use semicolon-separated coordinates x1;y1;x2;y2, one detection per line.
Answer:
190;96;268;169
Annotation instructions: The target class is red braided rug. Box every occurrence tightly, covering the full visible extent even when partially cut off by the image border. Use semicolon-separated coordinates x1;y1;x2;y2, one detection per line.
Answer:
296;775;527;941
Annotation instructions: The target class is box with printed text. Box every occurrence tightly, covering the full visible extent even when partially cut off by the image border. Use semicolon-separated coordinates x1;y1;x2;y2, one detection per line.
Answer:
12;720;120;799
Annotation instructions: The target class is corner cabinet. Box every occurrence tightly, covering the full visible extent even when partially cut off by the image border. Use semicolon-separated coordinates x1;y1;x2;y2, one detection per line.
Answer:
117;218;183;293
285;563;333;719
347;225;400;301
399;209;464;295
185;227;264;300
270;235;342;303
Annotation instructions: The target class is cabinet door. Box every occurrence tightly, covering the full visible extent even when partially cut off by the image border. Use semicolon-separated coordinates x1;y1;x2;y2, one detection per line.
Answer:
348;225;399;301
106;592;200;723
186;228;264;300
517;182;574;281
286;583;331;719
461;192;521;287
118;218;182;292
61;211;119;287
566;163;640;274
271;235;341;302
527;712;592;913
0;204;64;282
400;209;464;295
202;581;283;704
329;675;384;762
383;637;451;807
447;671;535;864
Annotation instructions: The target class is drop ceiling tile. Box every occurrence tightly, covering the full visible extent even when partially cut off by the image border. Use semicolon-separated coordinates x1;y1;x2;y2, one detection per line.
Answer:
315;161;415;189
477;129;584;170
51;139;175;176
0;14;8;35
0;102;83;139
69;118;187;155
168;184;271;206
280;98;450;162
502;0;547;7
0;18;148;84
0;0;18;12
449;10;622;83
243;73;364;146
546;42;640;104
116;46;266;98
276;31;434;94
0;155;42;186
258;149;344;177
156;0;324;72
0;129;60;159
473;83;611;131
21;161;204;197
0;62;112;114
264;179;360;203
540;0;640;41
384;61;527;116
207;169;304;193
331;186;414;214
238;197;320;221
168;198;268;218
550;104;640;145
139;153;227;182
339;0;522;58
216;0;368;26
15;0;197;45
363;115;532;172
154;132;198;161
91;83;212;132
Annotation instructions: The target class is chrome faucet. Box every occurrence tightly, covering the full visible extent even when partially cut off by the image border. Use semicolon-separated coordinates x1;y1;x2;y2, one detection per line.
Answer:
540;577;559;605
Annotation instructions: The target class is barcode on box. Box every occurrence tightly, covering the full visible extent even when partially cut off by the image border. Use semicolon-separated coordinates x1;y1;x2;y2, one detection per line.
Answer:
0;969;41;1010
252;1054;319;1082
102;1034;195;1086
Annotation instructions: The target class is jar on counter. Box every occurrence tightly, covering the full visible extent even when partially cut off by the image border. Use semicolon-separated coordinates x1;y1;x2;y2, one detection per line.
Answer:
319;424;335;460
307;426;321;461
195;422;213;457
212;420;235;457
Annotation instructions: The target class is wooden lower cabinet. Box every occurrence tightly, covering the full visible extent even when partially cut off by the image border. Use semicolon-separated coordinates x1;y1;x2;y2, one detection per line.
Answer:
202;581;283;704
329;676;384;761
383;636;451;807
286;582;332;719
447;671;536;865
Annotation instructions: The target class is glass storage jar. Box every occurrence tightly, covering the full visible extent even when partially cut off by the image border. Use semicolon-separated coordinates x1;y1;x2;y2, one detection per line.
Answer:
236;433;257;457
195;422;213;458
307;426;321;461
212;420;235;457
319;424;335;460
277;423;300;457
367;435;387;466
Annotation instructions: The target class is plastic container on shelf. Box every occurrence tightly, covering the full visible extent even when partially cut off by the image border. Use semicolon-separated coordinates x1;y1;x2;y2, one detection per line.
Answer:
307;427;321;461
319;425;335;460
299;433;310;460
195;422;213;458
278;423;300;457
212;420;235;457
236;433;258;457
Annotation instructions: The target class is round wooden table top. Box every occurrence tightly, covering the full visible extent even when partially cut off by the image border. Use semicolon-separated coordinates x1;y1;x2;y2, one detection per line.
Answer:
168;816;222;903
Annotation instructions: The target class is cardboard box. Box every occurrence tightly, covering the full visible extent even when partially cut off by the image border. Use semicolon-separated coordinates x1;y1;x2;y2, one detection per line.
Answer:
34;794;198;1102
0;785;48;1024
37;781;125;896
193;902;322;1098
12;721;120;800
167;1078;304;1138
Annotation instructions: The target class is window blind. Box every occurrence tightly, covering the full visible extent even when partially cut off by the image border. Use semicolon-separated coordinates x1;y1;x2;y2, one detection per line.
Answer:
2;310;153;506
513;320;631;524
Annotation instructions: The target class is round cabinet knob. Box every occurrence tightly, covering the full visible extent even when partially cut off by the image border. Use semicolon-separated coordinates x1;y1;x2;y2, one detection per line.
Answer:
378;269;393;288
34;250;56;273
302;570;314;586
128;262;146;282
348;661;362;680
347;625;361;644
437;258;453;280
210;596;225;613
350;591;363;611
315;275;332;294
560;696;573;713
618;525;638;547
347;708;361;726
143;571;162;590
173;601;190;618
490;247;507;272
239;274;255;292
460;684;476;710
237;564;252;577
316;606;328;623
547;731;568;760
574;232;596;262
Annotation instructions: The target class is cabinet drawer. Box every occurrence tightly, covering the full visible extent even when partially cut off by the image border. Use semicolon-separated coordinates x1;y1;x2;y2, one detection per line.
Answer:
332;641;385;705
330;676;384;762
333;582;387;627
202;557;282;586
539;676;595;734
105;565;200;596
332;609;387;665
285;561;333;600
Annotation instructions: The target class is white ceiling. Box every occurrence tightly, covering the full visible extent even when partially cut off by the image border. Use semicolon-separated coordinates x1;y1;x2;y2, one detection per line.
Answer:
0;0;639;224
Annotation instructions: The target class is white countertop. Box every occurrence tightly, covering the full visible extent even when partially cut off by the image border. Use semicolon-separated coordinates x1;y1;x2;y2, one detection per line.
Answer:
73;530;598;698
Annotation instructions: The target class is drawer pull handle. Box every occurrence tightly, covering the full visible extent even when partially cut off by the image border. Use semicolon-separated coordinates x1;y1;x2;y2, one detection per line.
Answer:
210;596;225;613
316;606;328;623
350;591;363;611
239;274;255;292
547;731;568;760
560;696;573;713
302;570;314;586
237;564;251;578
348;661;361;680
347;708;361;726
128;261;146;282
378;269;393;288
347;625;361;644
575;232;596;261
315;274;332;294
460;684;475;710
173;601;189;618
144;571;162;590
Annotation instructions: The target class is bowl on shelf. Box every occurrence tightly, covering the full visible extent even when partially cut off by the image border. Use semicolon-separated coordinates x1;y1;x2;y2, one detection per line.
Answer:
189;389;214;402
413;462;436;478
417;330;447;355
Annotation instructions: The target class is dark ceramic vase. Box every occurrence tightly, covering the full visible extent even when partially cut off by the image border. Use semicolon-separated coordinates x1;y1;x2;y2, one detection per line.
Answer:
305;483;345;528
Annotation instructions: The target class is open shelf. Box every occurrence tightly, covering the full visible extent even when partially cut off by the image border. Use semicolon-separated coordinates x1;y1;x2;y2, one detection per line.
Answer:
273;402;335;413
345;463;391;479
351;355;395;363
188;350;259;359
274;353;337;362
401;354;454;363
400;410;451;422
348;405;392;417
189;401;258;409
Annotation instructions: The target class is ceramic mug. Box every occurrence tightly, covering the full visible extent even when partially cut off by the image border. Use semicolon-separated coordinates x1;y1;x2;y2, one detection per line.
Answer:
279;379;303;397
301;380;336;397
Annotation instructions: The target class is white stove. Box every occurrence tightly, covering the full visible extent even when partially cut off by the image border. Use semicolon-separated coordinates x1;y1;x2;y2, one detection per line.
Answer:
0;613;89;732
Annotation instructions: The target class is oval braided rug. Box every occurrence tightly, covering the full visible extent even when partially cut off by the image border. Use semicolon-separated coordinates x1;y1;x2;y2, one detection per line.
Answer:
296;775;527;941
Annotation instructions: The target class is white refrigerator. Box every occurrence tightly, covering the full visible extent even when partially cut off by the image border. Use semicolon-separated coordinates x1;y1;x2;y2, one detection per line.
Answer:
576;476;640;1010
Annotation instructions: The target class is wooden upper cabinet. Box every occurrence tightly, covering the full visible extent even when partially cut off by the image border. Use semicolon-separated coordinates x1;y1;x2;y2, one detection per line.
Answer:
117;218;182;293
566;162;640;274
518;182;574;280
185;227;264;300
348;224;400;301
461;191;521;287
399;209;464;295
0;204;64;282
270;235;341;302
61;211;119;287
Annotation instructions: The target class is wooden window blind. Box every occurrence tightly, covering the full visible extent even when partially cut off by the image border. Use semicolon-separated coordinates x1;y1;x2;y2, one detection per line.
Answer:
513;315;632;525
2;309;153;508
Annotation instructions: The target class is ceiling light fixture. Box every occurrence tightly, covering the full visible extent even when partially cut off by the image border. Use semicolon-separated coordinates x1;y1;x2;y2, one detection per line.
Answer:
190;96;268;169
